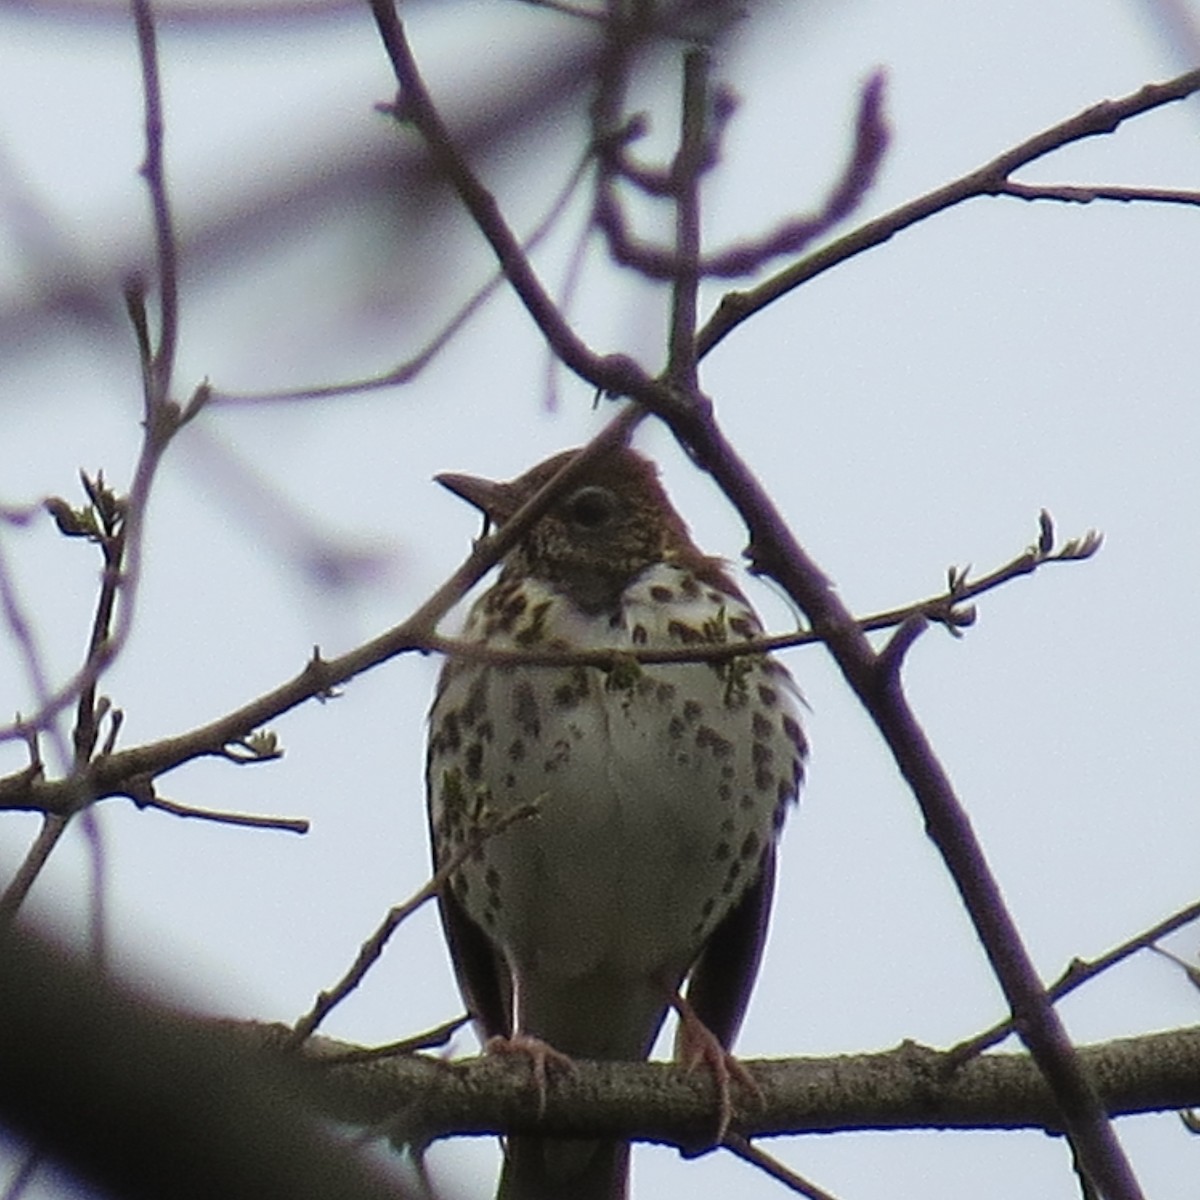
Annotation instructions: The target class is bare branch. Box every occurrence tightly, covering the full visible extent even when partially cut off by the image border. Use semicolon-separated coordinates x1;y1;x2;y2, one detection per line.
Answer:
947;895;1200;1064
365;0;658;402
648;397;1140;1195
131;0;181;405
208;146;596;407
699;67;1200;358
0;506;1099;820
1000;181;1200;207
126;785;309;835
599;70;890;280
281;1023;1200;1142
287;802;540;1047
724;1134;844;1200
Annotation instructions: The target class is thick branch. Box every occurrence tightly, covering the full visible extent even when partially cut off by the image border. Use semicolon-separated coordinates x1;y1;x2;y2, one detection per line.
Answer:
246;1023;1200;1144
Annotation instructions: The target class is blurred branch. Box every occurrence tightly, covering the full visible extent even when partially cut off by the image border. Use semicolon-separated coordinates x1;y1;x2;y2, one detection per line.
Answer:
0;926;417;1200
366;0;656;400
597;70;889;280
699;66;1200;359
5;924;1197;1196
0;0;367;26
208;144;596;406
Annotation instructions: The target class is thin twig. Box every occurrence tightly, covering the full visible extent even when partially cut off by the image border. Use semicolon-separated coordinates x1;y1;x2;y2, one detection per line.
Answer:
946;895;1200;1065
599;70;889;280
365;0;657;402
0;507;1098;813
130;0;180;402
665;46;708;392
0;814;69;924
1000;181;1200;207
724;1135;844;1200
129;789;309;835
698;67;1200;359
315;1014;471;1065
287;802;540;1047
208;146;596;407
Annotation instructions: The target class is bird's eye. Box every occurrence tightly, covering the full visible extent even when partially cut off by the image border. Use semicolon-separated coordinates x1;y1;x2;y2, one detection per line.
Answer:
565;486;618;529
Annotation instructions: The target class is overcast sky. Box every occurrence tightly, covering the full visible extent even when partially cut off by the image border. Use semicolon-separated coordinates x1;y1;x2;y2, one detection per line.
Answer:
2;1;1200;1197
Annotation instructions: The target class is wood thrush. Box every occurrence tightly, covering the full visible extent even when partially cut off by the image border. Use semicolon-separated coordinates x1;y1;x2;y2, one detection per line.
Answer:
426;444;806;1200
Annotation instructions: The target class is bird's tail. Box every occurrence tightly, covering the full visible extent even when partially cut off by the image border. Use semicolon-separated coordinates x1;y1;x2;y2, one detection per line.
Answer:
497;1136;628;1200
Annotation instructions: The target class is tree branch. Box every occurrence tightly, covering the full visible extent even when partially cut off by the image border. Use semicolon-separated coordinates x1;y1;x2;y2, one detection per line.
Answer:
698;67;1200;359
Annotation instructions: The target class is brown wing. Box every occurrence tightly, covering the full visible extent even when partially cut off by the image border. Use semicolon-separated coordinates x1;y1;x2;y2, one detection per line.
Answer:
683;845;776;1049
436;885;513;1041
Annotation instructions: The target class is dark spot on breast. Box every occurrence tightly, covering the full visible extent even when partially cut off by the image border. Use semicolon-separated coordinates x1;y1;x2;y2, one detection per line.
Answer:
484;583;529;634
755;765;774;792
740;830;761;861
513;679;541;738
650;585;675;603
656;682;677;704
682;700;703;723
752;741;774;768
680;575;700;598
668;715;685;739
515;600;552;647
713;840;731;861
782;714;807;754
696;725;734;758
632;624;648;645
432;709;461;755
460;673;488;729
464;742;484;781
757;684;779;707
718;782;732;802
752;711;772;739
542;738;571;772
508;738;525;762
728;615;756;640
667;620;703;645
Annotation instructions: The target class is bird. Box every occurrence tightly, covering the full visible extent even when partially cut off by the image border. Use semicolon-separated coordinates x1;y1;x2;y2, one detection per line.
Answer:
425;442;806;1200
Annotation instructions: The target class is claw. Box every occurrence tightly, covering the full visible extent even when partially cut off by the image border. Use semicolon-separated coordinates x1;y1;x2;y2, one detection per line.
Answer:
672;992;762;1142
486;1032;577;1117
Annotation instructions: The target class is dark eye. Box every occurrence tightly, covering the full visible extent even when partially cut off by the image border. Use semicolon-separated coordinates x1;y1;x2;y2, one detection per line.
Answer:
564;486;618;529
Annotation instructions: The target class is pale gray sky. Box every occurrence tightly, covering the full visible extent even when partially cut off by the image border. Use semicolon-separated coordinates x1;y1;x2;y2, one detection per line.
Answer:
2;1;1199;1197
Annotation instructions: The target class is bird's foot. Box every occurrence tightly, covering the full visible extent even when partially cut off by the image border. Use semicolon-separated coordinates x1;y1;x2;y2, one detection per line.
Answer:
485;1033;577;1117
672;993;763;1144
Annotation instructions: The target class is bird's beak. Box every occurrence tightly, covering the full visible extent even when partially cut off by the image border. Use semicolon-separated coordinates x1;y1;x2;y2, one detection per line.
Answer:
435;472;515;524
